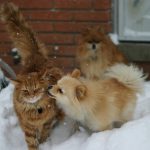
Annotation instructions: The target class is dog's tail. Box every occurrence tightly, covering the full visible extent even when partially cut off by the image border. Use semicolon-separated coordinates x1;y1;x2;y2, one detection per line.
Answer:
105;63;147;93
0;2;48;66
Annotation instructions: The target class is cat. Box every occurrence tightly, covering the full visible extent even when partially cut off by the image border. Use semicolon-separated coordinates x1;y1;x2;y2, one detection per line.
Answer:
76;26;127;79
0;2;64;150
13;72;63;150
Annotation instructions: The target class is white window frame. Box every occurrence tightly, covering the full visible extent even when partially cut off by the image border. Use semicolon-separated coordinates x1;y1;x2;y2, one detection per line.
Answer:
115;0;150;41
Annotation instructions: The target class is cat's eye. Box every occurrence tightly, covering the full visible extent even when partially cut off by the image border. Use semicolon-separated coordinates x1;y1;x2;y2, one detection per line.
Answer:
57;88;63;94
22;90;29;94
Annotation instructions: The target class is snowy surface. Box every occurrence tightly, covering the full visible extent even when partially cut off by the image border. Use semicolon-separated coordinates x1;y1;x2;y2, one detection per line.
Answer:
0;69;4;90
0;82;150;150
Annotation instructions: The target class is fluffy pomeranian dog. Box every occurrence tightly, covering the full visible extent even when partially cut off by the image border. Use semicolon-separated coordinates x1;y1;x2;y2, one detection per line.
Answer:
48;64;146;132
76;26;127;79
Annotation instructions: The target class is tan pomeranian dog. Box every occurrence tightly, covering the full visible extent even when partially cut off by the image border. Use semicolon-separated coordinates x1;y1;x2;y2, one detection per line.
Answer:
76;26;127;79
48;64;146;132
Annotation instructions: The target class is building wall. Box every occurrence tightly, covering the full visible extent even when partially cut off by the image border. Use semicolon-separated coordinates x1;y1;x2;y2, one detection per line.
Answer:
0;0;112;73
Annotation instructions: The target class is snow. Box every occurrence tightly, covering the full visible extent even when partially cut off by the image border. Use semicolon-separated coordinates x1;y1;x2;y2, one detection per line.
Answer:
109;33;119;45
0;69;4;90
124;28;150;37
0;82;150;150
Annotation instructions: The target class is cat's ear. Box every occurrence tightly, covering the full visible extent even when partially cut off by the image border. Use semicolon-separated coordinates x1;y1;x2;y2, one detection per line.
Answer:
76;85;86;101
71;69;81;78
9;78;21;85
48;68;63;80
8;74;22;85
40;68;63;82
40;69;48;79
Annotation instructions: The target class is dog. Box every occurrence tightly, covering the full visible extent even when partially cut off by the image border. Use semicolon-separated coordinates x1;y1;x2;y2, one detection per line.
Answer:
76;26;127;79
48;64;146;132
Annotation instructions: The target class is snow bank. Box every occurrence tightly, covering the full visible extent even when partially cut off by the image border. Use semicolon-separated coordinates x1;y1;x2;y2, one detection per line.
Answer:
0;82;150;150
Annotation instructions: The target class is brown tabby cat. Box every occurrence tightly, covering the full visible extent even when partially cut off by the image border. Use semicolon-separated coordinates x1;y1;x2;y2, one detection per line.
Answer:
0;2;64;150
13;72;62;150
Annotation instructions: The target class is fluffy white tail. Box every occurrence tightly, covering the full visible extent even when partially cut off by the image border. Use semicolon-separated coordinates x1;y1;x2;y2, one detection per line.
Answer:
105;63;147;93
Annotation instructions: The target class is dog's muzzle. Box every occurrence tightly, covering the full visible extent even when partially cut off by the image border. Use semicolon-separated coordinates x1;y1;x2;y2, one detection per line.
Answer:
92;43;96;50
47;85;53;97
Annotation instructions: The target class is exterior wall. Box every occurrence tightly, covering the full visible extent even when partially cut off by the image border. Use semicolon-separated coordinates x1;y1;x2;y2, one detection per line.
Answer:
0;0;112;73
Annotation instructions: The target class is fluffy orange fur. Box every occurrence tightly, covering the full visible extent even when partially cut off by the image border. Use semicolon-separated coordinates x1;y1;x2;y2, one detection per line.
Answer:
0;3;64;150
76;26;127;79
0;2;54;74
13;72;62;150
49;64;145;132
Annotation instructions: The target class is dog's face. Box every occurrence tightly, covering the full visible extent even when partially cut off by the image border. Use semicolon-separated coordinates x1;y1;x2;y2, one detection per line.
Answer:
48;69;87;117
81;26;106;51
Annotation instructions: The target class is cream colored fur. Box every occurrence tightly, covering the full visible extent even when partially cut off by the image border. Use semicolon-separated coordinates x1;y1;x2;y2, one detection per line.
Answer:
49;64;146;132
104;63;146;93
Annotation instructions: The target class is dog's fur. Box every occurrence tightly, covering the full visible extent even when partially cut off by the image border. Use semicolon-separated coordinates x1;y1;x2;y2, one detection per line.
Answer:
49;64;146;132
76;26;127;79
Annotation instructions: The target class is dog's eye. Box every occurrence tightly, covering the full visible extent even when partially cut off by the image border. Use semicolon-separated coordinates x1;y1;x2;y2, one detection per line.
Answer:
88;41;93;44
95;40;100;44
58;88;63;94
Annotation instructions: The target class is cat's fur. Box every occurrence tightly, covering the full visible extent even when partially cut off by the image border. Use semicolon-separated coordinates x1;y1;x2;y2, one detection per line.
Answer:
13;72;62;149
0;3;63;150
0;2;53;74
76;26;127;79
49;64;146;132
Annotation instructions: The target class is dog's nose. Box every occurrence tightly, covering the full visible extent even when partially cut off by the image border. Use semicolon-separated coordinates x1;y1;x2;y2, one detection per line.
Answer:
47;85;53;90
47;85;53;97
92;43;96;50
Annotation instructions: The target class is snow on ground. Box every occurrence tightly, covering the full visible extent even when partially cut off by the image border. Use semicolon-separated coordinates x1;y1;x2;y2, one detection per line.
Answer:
0;82;150;150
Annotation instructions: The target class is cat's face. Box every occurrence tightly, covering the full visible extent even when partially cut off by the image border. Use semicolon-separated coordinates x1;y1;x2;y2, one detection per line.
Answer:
13;68;63;104
14;72;47;104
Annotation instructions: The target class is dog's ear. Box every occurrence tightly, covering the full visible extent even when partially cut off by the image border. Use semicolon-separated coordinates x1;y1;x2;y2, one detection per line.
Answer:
96;26;105;34
71;69;81;78
81;27;91;36
76;85;86;100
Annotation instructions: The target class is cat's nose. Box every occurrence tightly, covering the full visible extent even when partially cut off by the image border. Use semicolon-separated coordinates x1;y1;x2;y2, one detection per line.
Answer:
47;85;53;90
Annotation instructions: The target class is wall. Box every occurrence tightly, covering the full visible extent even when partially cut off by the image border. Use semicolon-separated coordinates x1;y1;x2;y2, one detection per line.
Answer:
0;0;112;73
